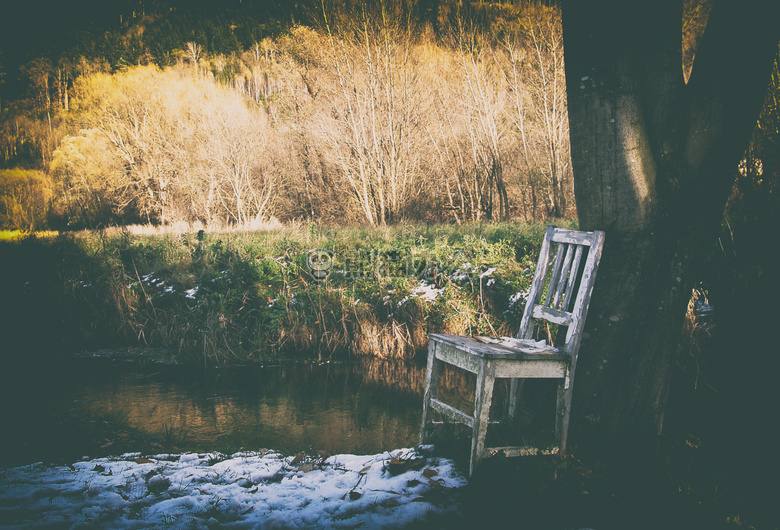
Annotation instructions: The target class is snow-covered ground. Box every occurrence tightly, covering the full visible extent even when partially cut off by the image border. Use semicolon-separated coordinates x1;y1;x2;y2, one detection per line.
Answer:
0;447;465;529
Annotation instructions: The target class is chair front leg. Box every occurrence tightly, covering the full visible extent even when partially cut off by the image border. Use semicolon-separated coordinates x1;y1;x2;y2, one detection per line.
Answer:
469;360;496;477
419;341;444;445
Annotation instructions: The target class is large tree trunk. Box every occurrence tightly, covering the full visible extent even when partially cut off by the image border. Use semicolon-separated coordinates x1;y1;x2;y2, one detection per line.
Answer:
561;0;778;461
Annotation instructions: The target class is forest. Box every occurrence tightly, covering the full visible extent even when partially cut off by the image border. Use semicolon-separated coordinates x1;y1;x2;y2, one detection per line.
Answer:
6;0;773;232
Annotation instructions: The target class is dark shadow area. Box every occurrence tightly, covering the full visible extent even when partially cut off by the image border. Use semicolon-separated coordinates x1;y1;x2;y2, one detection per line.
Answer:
0;234;123;361
661;211;780;530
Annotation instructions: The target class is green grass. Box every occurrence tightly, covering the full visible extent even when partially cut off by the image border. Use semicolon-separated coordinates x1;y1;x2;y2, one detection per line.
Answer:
0;221;562;364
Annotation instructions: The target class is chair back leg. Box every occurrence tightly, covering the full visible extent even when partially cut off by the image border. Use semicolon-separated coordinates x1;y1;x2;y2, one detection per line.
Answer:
469;360;496;477
507;378;525;419
554;369;574;455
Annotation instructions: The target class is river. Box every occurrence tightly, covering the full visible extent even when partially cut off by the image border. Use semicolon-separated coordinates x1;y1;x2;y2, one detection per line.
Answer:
0;352;438;468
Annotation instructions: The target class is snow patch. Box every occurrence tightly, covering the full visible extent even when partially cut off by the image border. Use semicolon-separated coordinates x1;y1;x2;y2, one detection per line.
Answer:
0;448;465;529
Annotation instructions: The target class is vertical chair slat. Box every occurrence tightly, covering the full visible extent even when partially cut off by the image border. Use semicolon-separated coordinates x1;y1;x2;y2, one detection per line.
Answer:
544;244;565;307
562;246;584;312
518;225;556;340
552;244;575;308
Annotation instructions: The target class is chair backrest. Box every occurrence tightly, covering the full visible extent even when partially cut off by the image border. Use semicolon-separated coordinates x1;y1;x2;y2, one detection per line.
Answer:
518;226;605;361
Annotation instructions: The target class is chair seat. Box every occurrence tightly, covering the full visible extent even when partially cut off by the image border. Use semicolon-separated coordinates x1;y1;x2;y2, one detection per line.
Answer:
429;333;569;379
429;333;568;361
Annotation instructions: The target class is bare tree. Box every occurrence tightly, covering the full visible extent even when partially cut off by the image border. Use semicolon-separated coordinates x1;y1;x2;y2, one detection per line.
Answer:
22;58;53;131
500;4;571;219
185;42;202;80
199;87;275;226
455;27;510;221
50;129;125;226
316;0;428;225
66;66;277;227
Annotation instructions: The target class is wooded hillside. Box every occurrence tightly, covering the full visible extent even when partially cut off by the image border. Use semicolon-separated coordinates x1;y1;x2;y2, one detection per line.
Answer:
0;1;775;230
1;1;575;228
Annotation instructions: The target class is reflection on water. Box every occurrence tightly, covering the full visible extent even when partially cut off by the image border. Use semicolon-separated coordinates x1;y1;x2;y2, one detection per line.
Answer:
79;360;428;456
2;352;534;468
2;355;471;467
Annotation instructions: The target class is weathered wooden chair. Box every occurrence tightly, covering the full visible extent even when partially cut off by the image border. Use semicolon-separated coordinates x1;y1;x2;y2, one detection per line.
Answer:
419;226;605;476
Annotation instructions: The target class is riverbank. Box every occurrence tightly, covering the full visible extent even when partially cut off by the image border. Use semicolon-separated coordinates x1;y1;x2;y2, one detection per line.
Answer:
0;222;557;364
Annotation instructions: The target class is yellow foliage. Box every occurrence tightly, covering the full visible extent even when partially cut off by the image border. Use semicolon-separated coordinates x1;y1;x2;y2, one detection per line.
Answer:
0;168;55;231
59;65;277;227
44;4;577;228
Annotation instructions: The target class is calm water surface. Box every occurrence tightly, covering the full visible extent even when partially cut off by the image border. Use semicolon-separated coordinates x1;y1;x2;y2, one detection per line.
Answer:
0;353;442;467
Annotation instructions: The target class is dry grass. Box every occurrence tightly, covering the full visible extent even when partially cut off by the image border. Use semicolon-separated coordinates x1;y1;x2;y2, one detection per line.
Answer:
99;218;287;237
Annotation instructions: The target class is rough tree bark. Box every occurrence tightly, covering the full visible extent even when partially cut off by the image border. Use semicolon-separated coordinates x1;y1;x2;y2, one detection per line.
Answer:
561;0;779;460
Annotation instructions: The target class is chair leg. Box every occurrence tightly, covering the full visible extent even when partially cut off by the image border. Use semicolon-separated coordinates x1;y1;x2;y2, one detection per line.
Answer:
555;376;573;455
419;341;444;445
508;378;525;419
469;360;496;477
555;380;565;444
